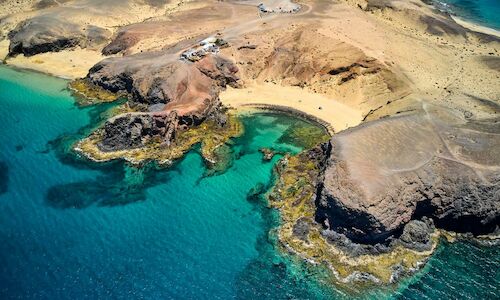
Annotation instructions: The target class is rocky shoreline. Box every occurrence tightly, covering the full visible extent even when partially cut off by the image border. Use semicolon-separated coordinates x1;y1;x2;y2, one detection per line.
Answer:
317;109;500;245
74;111;243;168
268;132;498;284
69;42;243;168
267;143;437;284
0;0;498;287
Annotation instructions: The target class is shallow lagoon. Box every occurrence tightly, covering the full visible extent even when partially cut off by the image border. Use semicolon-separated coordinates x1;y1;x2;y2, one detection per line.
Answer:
0;66;498;299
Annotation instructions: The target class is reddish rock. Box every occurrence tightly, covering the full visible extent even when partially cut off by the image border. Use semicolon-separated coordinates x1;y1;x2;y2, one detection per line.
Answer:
87;53;239;124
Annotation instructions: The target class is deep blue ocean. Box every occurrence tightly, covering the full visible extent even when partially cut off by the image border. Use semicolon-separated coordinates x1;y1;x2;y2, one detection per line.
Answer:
436;0;500;30
0;65;498;299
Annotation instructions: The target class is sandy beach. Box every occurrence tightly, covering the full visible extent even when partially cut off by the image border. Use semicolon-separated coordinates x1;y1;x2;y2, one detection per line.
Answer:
451;16;500;38
4;48;108;79
0;0;498;128
220;83;364;133
0;0;499;291
0;40;8;61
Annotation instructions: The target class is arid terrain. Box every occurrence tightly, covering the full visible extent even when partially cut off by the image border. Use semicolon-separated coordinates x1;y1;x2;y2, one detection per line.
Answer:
1;0;498;284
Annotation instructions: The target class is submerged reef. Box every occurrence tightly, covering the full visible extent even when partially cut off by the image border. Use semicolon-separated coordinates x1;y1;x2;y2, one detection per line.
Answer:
0;161;8;195
71;47;242;168
268;144;439;284
268;102;500;284
75;112;242;167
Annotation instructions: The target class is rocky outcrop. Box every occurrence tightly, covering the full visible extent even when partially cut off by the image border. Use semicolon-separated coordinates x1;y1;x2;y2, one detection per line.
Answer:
86;53;239;124
72;44;243;160
101;31;138;56
2;0;192;57
77;48;242;155
316;104;500;244
235;27;410;116
397;218;434;251
98;112;178;152
267;141;438;283
319;212;432;256
8;18;111;57
354;0;396;11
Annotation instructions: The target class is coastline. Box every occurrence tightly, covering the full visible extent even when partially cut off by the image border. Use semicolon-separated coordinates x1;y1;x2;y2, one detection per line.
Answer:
220;83;363;133
0;0;498;293
267;147;441;284
233;105;335;135
424;0;500;38
451;15;500;38
1;64;498;296
0;47;108;79
1;67;352;298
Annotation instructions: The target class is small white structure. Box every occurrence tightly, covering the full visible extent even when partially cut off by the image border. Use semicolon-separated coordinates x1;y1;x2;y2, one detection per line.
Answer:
258;0;300;14
180;36;228;62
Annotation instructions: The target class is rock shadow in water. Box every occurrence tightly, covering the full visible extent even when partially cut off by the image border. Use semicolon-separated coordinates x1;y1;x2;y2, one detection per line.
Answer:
236;187;335;299
43;100;180;209
45;162;173;209
39;100;124;164
231;113;280;158
0;161;8;195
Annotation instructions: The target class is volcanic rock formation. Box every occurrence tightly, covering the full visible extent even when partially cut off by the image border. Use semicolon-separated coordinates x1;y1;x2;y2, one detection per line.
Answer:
98;112;178;152
86;52;239;130
1;0;186;57
8;19;110;57
0;0;498;283
316;104;500;244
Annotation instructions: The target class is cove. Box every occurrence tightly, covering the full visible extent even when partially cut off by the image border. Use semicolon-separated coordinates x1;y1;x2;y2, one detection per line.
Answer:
0;65;498;299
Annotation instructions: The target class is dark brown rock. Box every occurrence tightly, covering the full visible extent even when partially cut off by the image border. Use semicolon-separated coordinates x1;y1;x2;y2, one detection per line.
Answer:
86;49;240;152
259;148;275;161
101;31;139;55
87;53;239;123
98;112;178;152
292;217;311;241
8;18;110;57
316;104;500;244
398;218;434;251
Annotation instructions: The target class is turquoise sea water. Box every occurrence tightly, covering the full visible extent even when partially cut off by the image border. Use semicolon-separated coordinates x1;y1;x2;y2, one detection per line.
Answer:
435;0;500;30
0;65;498;299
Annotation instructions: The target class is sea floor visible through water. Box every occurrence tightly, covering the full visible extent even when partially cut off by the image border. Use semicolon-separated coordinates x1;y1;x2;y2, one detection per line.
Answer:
434;0;500;30
0;65;498;299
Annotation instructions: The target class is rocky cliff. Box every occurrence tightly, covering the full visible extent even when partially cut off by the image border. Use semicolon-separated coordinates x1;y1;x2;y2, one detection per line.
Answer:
86;53;239;126
72;48;242;166
2;0;185;57
98;112;178;152
8;19;110;57
316;103;500;244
